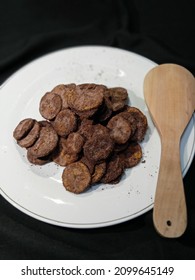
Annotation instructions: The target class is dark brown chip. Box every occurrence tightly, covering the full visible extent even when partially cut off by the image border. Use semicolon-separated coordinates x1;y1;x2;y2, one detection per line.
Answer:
77;119;94;140
66;132;84;154
17;121;41;148
67;83;105;112
80;156;95;174
57;136;67;150
114;142;129;152
83;132;114;163
108;87;128;102
52;108;77;137
13;118;35;140
52;137;78;166
53;149;78;166
125;106;148;142
39;92;62;120
71;107;98;120
51;83;76;109
62;153;79;166
39;120;52;128
111;100;126;111
28;126;58;157
120;142;142;168
108;174;122;185
104;87;128;112
62;162;91;194
92;124;110;138
117;111;137;136
101;154;124;184
27;150;51;165
91;162;106;184
93;100;112;123
107;115;131;144
52;138;67;165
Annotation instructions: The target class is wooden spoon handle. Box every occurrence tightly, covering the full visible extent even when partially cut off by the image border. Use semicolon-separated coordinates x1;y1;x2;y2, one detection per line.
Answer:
153;138;187;238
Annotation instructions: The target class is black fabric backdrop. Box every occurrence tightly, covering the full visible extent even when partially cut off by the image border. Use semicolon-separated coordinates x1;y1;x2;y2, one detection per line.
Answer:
0;0;195;260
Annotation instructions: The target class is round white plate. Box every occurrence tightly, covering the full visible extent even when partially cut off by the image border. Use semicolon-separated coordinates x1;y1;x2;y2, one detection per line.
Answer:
0;46;194;228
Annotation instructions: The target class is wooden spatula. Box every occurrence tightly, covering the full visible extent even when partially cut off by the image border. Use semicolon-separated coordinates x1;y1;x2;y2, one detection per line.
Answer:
144;63;195;238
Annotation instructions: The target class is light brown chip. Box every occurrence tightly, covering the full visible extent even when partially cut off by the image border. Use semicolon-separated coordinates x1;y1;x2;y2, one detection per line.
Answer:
91;162;106;184
28;126;58;157
39;92;62;120
13;118;35;140
17;121;41;148
67;83;105;112
107;115;131;144
121;142;142;168
62;162;91;194
52;108;77;137
51;83;76;109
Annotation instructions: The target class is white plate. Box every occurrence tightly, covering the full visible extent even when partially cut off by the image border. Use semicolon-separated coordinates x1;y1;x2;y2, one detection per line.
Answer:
0;46;194;228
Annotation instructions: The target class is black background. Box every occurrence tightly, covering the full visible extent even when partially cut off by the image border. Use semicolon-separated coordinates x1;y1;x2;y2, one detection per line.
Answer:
0;0;195;259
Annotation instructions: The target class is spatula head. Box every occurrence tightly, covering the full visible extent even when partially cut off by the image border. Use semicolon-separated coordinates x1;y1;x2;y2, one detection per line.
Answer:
144;63;195;238
144;64;195;138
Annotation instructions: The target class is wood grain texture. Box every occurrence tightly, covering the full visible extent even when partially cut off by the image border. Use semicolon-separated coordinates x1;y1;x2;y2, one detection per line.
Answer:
144;64;195;238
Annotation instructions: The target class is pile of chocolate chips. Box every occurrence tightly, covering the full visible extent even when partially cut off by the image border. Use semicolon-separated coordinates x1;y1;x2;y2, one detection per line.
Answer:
13;83;147;194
